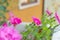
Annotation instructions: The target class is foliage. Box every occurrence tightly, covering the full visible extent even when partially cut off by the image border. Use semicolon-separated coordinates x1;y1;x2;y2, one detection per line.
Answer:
0;0;9;25
21;12;59;40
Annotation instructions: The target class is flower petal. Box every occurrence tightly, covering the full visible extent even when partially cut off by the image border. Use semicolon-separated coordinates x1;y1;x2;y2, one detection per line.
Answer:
32;16;41;26
55;12;60;24
46;9;51;16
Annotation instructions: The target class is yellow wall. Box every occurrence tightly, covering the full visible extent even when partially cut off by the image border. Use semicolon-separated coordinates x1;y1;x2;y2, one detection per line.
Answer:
6;0;43;22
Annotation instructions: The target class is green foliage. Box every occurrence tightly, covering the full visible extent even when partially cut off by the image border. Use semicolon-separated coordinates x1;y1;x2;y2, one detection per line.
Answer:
0;0;7;4
22;13;59;40
0;0;9;26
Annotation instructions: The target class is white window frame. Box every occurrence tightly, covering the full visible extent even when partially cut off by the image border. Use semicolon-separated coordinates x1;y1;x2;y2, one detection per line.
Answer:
19;0;40;10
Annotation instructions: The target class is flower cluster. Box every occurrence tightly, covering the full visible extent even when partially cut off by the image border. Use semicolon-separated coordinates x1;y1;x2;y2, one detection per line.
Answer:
0;11;22;40
0;24;22;40
22;9;60;40
0;9;60;40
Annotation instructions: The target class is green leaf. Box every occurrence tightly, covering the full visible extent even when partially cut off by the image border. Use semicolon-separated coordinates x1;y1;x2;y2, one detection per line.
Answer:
6;2;9;6
0;0;7;4
0;5;6;11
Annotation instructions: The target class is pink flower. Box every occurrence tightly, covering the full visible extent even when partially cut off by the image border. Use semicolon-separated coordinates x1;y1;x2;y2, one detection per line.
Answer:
46;9;51;16
32;16;41;26
0;24;22;40
10;17;22;25
2;22;7;27
55;12;60;24
9;11;22;25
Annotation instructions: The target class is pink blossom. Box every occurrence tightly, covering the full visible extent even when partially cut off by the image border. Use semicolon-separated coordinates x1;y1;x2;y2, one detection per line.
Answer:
32;16;41;26
55;12;60;24
2;22;7;27
46;9;51;16
0;24;22;40
10;17;22;25
9;11;22;25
